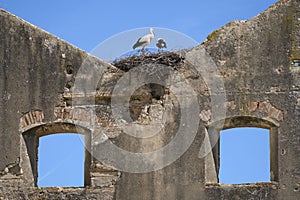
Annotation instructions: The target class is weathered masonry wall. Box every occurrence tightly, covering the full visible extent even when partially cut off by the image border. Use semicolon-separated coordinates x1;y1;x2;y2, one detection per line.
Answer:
0;7;118;199
0;0;300;199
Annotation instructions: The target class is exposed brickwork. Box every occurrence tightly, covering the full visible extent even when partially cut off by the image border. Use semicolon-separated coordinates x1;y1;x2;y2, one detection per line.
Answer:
19;110;44;132
200;100;283;123
54;107;92;123
199;110;212;122
249;101;284;121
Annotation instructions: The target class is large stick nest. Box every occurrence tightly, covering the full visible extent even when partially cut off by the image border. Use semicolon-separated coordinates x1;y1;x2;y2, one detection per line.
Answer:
111;51;185;72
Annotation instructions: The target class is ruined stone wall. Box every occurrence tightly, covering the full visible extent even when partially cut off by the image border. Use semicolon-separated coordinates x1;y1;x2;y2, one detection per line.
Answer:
0;7;117;199
0;0;299;199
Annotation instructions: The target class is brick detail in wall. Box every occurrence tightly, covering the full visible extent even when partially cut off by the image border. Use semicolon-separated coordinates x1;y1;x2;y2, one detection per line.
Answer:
249;101;284;121
200;101;284;123
20;110;44;131
54;107;92;124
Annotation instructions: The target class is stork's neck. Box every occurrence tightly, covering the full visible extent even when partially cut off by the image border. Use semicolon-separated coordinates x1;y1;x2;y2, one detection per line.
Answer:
150;29;155;36
150;34;154;39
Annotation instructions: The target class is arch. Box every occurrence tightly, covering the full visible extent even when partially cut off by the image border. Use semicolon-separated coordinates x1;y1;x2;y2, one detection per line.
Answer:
22;122;92;137
205;116;279;184
208;116;278;131
21;122;91;187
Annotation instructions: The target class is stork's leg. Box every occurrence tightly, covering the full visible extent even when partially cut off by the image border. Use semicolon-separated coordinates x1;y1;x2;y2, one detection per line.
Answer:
137;49;143;55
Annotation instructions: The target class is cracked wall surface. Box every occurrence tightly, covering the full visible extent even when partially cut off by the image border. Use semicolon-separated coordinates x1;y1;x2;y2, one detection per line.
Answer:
0;0;300;199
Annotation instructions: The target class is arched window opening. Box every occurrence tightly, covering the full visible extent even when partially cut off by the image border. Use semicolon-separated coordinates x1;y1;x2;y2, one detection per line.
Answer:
37;133;85;187
205;117;278;185
219;127;270;184
22;123;91;187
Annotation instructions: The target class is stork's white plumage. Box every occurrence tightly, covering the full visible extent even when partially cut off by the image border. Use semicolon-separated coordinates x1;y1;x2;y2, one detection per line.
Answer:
132;28;155;52
156;38;167;52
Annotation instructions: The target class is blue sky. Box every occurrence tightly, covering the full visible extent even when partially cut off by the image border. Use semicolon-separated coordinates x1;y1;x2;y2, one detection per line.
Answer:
1;0;277;187
219;128;270;184
38;134;85;187
0;0;277;52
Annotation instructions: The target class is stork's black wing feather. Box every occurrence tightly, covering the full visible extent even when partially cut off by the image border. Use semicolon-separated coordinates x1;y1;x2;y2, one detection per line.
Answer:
133;37;147;49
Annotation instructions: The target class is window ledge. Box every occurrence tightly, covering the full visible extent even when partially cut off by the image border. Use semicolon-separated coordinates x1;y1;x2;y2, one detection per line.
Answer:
205;182;278;189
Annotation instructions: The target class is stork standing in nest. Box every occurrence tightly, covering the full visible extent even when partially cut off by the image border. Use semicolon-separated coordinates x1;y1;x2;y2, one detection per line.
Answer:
132;28;155;53
156;38;167;52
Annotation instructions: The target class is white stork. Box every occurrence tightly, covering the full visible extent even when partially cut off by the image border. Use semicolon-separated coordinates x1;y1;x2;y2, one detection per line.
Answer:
132;28;155;53
156;38;167;52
